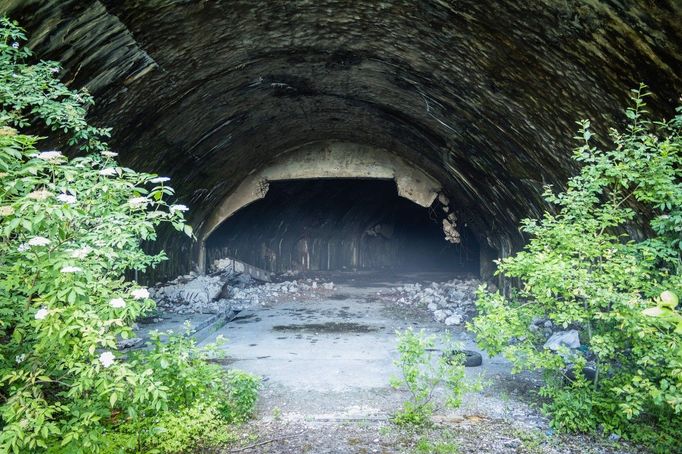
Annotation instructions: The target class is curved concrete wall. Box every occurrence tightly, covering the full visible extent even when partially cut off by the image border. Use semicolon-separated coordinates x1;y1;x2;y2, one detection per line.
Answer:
2;1;679;277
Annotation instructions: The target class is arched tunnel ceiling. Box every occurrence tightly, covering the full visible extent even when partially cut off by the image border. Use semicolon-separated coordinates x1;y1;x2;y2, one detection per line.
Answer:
2;0;681;258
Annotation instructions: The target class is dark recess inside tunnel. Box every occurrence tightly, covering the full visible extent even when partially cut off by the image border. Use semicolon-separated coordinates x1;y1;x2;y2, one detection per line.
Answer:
3;0;680;283
205;179;479;274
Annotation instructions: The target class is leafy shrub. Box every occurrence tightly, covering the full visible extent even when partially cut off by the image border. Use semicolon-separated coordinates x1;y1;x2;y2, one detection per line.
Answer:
414;435;459;454
218;369;261;424
470;86;681;451
390;328;471;427
102;402;240;454
129;329;229;410
126;330;260;437
88;334;252;454
102;330;259;453
0;18;258;452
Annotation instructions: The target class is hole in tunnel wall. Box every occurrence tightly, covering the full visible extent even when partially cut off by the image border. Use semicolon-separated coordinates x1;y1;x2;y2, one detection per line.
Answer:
205;179;479;274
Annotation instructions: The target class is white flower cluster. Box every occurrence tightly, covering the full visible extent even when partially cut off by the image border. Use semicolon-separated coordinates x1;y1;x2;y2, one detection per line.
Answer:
28;236;51;246
98;167;117;176
27;189;52;200
34;151;63;161
21;236;51;251
56;193;77;204
128;197;148;208
131;288;149;300
150;176;170;184
170;204;188;213
60;266;82;273
70;246;92;259
35;307;49;320
99;351;115;368
109;297;126;309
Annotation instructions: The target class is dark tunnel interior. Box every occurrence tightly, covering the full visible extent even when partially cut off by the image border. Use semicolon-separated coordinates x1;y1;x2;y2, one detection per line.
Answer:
2;1;679;281
205;179;479;274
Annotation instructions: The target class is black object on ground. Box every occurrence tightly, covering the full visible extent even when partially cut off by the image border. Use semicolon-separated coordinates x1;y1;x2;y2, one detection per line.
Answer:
444;349;483;367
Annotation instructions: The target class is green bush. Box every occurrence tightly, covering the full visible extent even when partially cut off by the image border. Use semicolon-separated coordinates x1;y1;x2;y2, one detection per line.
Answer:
218;369;261;424
102;402;240;454
0;18;258;452
103;330;259;453
470;86;681;451
129;329;229;410
414;435;459;454
390;328;472;427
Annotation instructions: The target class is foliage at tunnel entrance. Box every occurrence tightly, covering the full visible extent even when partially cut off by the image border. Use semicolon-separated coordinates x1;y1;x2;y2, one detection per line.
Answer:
0;18;256;453
471;86;682;451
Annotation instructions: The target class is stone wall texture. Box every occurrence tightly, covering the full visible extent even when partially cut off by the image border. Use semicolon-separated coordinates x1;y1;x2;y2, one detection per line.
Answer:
1;0;680;276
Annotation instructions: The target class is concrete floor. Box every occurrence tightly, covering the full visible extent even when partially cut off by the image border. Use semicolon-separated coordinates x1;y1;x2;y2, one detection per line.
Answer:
201;273;456;389
198;272;521;420
186;272;643;453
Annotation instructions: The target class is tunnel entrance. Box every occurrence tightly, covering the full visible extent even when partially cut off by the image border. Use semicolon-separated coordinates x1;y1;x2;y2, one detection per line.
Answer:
205;179;479;274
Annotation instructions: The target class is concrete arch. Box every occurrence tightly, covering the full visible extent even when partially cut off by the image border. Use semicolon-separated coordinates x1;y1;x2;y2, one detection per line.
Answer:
197;141;444;271
7;1;680;279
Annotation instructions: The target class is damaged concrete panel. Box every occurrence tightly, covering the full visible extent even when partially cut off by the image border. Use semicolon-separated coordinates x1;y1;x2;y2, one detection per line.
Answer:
201;141;441;242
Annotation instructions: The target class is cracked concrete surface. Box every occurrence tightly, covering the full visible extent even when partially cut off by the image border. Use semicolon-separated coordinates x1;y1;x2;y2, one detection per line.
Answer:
195;272;639;453
201;272;537;421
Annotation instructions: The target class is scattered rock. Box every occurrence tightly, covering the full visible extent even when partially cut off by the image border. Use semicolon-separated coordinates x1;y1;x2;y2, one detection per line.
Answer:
378;277;479;326
543;330;581;351
502;438;522;449
149;261;335;314
444;314;462;326
433;309;448;322
117;337;143;350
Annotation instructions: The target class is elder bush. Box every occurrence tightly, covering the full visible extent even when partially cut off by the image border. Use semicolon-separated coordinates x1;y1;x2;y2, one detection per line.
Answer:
471;86;681;451
0;18;257;453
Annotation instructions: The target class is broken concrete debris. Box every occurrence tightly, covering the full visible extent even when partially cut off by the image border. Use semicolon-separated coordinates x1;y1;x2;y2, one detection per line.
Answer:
378;278;479;326
150;260;334;314
543;329;581;351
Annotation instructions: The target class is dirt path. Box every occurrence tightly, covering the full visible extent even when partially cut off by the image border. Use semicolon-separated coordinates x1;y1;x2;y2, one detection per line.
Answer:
199;272;640;454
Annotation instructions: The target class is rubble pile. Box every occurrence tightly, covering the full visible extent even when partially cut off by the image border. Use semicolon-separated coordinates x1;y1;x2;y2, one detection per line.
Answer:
150;266;334;315
378;278;480;326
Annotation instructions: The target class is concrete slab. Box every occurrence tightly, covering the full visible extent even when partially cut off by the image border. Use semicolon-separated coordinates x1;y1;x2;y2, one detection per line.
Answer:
204;300;411;391
135;309;236;345
199;273;488;396
188;272;548;433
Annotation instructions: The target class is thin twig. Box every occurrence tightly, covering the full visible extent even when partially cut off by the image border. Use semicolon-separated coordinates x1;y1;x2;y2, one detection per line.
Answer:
227;434;301;453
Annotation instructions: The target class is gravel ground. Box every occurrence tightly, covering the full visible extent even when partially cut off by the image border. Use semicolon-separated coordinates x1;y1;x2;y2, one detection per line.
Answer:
223;416;642;454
